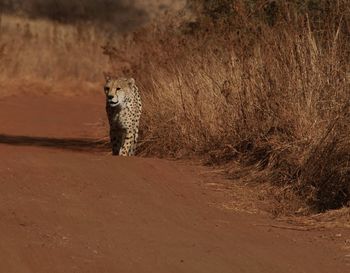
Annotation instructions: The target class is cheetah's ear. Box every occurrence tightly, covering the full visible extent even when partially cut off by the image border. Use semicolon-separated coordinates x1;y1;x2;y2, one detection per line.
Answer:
103;72;112;82
128;78;135;86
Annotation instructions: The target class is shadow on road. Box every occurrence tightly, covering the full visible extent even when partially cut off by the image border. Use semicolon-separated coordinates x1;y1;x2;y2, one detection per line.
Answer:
0;134;109;153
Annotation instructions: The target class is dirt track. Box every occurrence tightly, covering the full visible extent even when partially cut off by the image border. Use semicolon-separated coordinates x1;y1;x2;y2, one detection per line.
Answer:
0;94;349;273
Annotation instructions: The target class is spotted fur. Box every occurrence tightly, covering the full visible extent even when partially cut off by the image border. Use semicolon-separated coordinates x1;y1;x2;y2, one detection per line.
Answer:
104;77;142;156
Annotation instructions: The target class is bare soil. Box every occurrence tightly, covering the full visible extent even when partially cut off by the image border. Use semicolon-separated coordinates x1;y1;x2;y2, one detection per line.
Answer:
0;93;349;273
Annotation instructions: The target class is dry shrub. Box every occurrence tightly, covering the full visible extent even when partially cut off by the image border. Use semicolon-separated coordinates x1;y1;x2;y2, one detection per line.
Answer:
104;0;350;213
0;0;147;28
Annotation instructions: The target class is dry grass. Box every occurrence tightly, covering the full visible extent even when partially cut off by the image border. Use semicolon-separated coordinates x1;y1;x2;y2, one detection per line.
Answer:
280;207;350;229
0;1;185;97
0;14;110;96
104;0;350;214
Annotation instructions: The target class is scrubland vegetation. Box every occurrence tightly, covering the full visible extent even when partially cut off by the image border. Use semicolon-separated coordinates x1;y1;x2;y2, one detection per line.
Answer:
104;0;350;214
0;14;106;94
0;0;146;95
0;0;349;215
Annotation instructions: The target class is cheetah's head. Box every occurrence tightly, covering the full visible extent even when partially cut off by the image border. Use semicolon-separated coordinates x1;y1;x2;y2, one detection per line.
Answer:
104;76;136;108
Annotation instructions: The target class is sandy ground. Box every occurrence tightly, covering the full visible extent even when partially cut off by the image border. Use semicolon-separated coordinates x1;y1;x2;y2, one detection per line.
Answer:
0;93;349;273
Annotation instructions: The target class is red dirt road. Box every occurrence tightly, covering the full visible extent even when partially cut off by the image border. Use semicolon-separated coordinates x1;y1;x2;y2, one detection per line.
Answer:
0;94;349;273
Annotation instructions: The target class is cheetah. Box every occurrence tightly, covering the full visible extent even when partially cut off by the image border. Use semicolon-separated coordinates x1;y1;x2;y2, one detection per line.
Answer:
104;76;142;156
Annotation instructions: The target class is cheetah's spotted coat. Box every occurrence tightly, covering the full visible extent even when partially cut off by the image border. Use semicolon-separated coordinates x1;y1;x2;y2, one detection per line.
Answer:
104;77;142;156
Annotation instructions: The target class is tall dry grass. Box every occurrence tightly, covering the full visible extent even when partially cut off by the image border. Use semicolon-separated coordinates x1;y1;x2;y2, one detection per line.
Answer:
104;0;350;213
0;0;149;96
0;14;111;96
0;0;183;97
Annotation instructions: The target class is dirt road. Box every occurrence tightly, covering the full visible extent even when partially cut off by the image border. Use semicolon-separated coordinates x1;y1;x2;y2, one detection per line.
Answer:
0;94;349;273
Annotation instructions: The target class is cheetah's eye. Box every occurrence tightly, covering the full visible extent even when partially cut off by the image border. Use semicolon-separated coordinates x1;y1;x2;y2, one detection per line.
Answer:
116;87;121;91
104;87;110;92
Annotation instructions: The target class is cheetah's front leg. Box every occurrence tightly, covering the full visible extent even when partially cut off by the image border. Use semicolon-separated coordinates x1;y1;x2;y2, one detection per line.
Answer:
119;129;135;156
110;127;123;156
